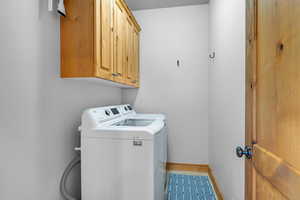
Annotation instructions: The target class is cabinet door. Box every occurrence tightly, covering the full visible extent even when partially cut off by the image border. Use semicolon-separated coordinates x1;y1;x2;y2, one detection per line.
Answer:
132;29;140;87
113;2;126;83
125;18;135;85
97;0;114;80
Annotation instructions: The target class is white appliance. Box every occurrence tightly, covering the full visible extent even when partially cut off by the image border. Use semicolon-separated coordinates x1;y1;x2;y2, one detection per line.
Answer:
81;105;167;200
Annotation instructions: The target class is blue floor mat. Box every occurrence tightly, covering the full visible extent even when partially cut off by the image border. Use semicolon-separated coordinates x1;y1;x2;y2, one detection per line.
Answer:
167;173;217;200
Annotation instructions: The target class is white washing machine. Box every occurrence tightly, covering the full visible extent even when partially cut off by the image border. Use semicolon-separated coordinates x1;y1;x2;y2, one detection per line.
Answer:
81;105;167;200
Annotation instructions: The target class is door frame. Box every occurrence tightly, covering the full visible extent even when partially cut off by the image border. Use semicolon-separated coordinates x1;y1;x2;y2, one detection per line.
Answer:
245;0;257;199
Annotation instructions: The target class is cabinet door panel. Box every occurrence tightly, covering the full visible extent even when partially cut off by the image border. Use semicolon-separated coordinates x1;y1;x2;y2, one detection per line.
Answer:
125;18;135;85
113;2;126;83
98;0;114;79
132;29;139;87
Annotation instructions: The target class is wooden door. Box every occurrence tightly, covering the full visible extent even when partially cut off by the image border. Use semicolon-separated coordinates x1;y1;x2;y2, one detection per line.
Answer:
96;0;114;80
132;29;140;87
246;0;300;199
124;17;135;85
113;1;126;83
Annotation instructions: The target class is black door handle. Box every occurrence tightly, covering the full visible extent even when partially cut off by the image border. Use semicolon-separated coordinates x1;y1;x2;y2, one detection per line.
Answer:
236;146;253;159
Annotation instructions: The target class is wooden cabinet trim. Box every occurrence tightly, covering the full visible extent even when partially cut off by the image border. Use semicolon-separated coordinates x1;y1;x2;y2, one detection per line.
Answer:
118;0;141;32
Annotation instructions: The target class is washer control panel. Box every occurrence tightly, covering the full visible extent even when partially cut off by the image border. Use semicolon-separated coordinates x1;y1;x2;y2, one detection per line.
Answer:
119;104;134;114
85;105;135;124
88;106;121;123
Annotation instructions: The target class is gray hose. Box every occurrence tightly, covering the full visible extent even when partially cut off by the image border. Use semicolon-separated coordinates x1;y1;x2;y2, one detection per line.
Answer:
60;155;81;200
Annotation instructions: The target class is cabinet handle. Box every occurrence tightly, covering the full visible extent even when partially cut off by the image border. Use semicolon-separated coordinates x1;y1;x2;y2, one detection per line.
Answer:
131;80;137;83
112;73;119;77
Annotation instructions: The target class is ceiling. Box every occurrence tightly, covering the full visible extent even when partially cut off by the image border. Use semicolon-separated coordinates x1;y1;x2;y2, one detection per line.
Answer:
125;0;209;10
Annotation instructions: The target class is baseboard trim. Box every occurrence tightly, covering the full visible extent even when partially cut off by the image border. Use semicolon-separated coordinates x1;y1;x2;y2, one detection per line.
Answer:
208;166;224;200
166;162;224;200
167;162;209;173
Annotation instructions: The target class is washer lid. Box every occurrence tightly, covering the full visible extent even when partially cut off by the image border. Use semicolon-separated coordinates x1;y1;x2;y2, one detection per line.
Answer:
111;119;155;127
125;113;166;121
83;118;165;139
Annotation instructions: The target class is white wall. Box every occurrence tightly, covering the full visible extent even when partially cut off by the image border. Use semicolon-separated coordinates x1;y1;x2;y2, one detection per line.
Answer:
0;1;121;199
122;5;209;164
208;0;245;199
0;1;245;199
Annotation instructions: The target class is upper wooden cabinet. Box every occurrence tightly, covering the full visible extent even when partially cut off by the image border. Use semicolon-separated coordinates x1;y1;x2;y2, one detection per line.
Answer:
61;0;141;88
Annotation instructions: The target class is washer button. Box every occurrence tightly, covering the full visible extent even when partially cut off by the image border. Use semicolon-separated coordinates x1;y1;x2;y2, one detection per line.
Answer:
105;110;110;116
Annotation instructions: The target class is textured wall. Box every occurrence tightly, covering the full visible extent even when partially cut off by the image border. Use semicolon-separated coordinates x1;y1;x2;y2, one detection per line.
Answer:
208;0;246;199
122;5;209;164
0;1;122;199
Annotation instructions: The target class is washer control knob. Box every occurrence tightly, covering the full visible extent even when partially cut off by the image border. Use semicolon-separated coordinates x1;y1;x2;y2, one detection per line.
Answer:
105;110;110;116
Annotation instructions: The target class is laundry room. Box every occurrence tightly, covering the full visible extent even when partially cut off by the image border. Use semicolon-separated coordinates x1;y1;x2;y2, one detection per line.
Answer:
1;0;299;200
